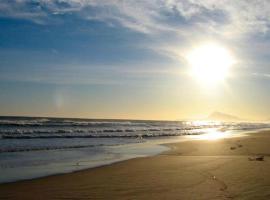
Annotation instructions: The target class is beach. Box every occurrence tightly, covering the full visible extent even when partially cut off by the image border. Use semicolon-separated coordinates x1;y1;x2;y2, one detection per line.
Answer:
1;130;270;200
2;1;270;200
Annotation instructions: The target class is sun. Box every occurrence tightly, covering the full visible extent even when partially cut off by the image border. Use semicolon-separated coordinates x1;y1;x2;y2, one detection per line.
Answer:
186;43;235;85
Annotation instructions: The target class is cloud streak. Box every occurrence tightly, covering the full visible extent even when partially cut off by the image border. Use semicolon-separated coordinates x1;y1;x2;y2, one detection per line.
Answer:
0;0;270;34
2;0;270;81
2;0;270;36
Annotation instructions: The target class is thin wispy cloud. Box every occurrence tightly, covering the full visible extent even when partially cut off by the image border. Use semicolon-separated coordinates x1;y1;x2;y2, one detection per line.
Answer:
1;1;270;119
2;0;270;36
1;0;270;85
252;73;270;79
2;1;270;66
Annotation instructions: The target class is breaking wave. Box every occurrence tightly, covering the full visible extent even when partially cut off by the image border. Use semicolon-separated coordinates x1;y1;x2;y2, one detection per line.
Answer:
1;117;270;153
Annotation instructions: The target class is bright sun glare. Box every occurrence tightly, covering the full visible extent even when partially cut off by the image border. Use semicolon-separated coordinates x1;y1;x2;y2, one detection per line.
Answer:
187;43;235;85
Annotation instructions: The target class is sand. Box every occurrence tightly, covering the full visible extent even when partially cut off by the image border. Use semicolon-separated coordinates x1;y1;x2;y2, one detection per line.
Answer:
1;131;270;200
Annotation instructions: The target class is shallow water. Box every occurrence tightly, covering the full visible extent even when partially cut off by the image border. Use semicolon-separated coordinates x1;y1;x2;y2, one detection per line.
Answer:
0;117;269;183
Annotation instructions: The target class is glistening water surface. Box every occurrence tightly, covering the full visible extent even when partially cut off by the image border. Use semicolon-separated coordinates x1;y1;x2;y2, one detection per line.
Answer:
1;117;269;183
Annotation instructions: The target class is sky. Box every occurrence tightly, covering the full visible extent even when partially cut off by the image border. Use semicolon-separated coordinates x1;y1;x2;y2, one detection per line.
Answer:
0;0;270;120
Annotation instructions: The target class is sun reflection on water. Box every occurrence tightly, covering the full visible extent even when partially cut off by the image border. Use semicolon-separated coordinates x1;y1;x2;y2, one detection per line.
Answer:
190;129;230;140
199;130;229;140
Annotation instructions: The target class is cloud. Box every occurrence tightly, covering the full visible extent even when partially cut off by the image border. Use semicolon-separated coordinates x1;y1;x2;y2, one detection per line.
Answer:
252;73;270;79
2;0;270;78
1;0;270;36
0;1;45;23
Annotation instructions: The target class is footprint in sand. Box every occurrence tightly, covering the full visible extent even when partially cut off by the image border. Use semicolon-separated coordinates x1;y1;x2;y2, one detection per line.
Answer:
230;143;243;150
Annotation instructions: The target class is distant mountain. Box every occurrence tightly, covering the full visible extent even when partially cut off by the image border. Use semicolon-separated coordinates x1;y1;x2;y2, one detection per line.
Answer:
207;111;242;122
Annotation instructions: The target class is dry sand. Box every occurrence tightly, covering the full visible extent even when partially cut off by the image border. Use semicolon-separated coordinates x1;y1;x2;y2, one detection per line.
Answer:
1;131;270;200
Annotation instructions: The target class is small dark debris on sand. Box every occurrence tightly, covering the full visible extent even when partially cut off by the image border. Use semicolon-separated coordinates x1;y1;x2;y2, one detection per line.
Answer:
230;144;243;150
248;155;264;161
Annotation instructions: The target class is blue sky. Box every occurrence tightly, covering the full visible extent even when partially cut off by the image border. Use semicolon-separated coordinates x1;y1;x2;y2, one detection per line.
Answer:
1;0;270;120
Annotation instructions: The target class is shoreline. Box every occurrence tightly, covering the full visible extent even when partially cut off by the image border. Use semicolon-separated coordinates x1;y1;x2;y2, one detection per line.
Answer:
1;130;270;199
0;130;247;184
0;131;251;185
0;142;170;185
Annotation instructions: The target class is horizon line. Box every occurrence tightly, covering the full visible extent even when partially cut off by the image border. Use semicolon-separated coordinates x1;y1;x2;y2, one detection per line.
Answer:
0;115;267;123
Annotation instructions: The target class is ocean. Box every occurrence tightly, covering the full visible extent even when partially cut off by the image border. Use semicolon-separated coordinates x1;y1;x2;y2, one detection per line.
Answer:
0;116;269;183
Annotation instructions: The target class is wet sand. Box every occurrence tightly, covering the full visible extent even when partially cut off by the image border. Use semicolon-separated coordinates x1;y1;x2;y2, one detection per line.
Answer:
1;131;270;200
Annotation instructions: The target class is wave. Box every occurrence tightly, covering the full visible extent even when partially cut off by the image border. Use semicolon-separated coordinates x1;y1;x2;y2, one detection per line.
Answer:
0;117;227;128
0;144;106;153
0;118;148;127
0;131;196;139
0;119;49;126
1;117;270;141
0;126;216;139
0;124;269;134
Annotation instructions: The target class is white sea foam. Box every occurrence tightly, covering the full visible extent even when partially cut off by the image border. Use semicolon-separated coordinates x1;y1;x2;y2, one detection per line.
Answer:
0;117;270;183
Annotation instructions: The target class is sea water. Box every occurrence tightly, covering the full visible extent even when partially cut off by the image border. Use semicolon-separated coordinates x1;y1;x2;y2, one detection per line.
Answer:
0;117;269;183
